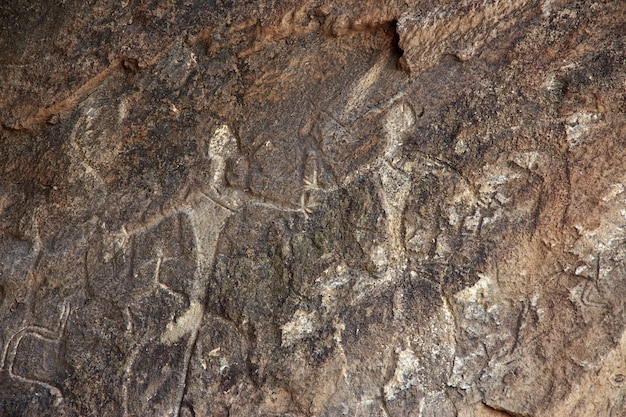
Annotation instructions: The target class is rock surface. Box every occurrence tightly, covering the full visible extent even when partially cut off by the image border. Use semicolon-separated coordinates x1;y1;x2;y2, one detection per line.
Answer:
1;1;625;416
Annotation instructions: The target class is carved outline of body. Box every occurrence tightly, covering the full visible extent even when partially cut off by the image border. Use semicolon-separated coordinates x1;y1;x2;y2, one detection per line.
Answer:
119;124;321;417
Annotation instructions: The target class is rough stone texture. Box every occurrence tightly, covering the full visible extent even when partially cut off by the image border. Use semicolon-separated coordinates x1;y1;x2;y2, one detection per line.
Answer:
1;1;625;416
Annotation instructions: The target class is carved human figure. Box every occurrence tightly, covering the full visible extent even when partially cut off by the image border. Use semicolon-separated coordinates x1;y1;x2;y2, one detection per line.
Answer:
119;124;250;417
185;100;476;415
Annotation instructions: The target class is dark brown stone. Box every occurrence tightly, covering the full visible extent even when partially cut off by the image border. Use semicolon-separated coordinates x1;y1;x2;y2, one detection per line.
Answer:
1;1;625;416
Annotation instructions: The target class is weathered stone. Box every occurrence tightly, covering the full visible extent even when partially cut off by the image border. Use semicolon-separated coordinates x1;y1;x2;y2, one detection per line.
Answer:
1;1;625;416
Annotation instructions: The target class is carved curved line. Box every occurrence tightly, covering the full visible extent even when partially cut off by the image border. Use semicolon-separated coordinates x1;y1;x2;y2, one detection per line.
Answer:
173;328;200;417
122;345;140;417
155;255;186;303
198;190;237;213
124;206;183;238
0;301;70;375
0;302;70;406
581;280;608;308
8;335;64;406
1;328;63;369
9;373;63;406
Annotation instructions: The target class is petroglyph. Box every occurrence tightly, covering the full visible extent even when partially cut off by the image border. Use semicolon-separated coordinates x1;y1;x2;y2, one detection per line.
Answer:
152;251;186;303
3;1;625;415
379;100;416;268
119;120;341;416
68;106;106;187
161;301;204;345
570;254;610;311
384;347;423;401
121;123;246;417
266;97;466;408
0;300;70;405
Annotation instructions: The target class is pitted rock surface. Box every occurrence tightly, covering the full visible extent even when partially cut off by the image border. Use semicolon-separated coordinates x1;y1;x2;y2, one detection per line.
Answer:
1;1;625;416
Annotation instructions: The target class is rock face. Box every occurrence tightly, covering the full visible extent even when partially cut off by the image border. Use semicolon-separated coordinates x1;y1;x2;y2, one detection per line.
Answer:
1;1;625;416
